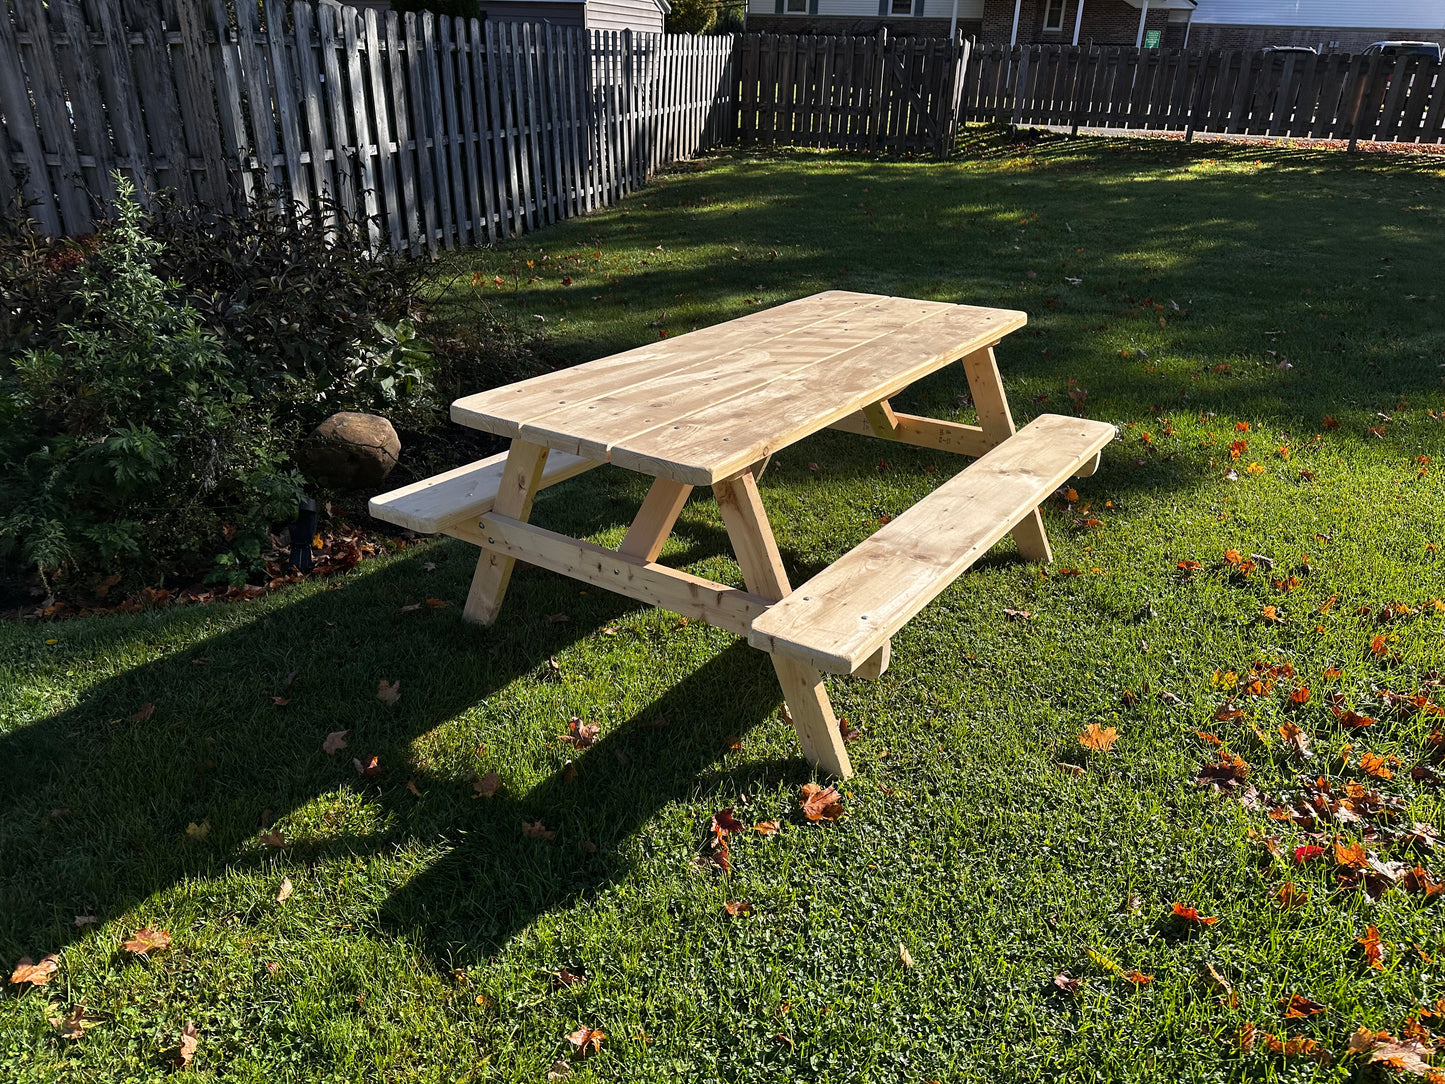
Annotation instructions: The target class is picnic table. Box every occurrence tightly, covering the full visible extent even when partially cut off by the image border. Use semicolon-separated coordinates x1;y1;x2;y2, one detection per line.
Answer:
371;291;1115;778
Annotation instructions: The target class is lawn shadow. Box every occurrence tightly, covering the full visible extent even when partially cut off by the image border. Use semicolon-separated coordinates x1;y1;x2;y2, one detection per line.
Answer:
0;509;800;963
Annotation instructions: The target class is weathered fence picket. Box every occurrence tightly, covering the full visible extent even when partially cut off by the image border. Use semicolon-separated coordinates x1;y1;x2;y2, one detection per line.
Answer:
3;2;1441;250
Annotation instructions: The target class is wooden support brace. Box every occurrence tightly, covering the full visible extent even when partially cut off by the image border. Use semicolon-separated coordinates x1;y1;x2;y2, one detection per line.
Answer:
960;346;1052;564
463;440;549;624
619;477;692;562
714;469;853;778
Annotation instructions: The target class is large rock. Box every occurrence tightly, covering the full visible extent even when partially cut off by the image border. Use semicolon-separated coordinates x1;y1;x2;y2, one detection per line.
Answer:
297;411;401;490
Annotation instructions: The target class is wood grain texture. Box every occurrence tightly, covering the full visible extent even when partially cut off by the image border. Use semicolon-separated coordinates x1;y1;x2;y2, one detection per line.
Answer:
749;414;1117;675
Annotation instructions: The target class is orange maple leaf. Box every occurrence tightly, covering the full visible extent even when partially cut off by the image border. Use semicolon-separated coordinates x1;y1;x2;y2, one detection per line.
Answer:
1224;549;1243;565
1358;752;1393;780
1370;635;1389;657
752;820;781;835
1278;721;1311;758
1281;993;1326;1018
1171;902;1219;926
1334;839;1369;869
1123;970;1153;986
560;717;599;748
800;783;845;822
1357;925;1386;970
722;900;754;917
1260;605;1284;625
1078;723;1119;751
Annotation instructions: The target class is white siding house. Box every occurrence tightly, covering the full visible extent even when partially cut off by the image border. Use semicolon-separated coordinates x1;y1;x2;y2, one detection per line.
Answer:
1188;0;1445;50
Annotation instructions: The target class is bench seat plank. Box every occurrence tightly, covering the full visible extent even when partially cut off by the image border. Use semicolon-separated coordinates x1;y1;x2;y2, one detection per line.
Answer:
748;414;1117;675
368;449;597;533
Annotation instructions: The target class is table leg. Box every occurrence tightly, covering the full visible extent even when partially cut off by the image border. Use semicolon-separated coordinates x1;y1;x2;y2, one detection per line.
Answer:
714;469;854;779
961;345;1053;564
619;478;692;562
463;439;550;625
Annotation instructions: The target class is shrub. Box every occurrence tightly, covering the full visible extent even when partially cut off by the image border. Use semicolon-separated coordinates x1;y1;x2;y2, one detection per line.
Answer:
146;192;429;431
0;181;306;591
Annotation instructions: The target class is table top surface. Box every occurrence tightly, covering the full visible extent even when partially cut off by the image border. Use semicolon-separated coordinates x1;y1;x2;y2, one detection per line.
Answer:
451;290;1027;486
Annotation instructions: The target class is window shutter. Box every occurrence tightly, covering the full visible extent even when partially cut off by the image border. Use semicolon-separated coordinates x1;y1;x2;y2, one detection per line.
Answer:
913;0;921;13
809;0;818;12
776;0;785;11
878;0;887;14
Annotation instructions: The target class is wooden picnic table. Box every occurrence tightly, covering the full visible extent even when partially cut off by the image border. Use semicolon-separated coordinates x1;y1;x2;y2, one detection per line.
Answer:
371;291;1115;778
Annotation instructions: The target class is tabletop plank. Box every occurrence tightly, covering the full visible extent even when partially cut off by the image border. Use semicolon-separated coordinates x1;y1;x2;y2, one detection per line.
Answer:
612;305;1025;484
451;291;1027;484
517;296;950;463
452;290;879;437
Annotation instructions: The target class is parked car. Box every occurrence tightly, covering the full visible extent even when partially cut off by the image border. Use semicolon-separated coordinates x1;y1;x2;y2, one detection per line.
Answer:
1261;45;1318;55
1362;41;1443;61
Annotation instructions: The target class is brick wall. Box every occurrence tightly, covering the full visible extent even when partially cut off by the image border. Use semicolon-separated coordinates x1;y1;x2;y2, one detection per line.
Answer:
1186;24;1445;53
745;13;979;36
980;0;1176;47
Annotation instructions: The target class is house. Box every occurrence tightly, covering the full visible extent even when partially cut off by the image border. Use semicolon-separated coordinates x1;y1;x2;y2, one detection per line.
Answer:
347;0;673;32
747;0;1445;51
1186;1;1445;53
745;0;1195;44
477;0;672;31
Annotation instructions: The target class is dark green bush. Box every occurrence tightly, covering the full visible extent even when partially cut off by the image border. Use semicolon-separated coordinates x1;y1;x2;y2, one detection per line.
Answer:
1;182;305;591
146;192;429;431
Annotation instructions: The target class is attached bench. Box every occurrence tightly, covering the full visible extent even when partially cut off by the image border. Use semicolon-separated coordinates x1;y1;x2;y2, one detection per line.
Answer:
369;449;597;534
748;414;1118;675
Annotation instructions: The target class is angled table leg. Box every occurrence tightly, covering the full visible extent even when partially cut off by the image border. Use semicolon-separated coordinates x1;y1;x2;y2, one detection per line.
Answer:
619;477;692;562
463;439;550;625
714;469;854;779
961;345;1053;564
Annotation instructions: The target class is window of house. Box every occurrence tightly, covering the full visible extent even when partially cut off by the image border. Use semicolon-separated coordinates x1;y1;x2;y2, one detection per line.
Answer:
786;0;806;12
1043;0;1065;30
890;0;915;14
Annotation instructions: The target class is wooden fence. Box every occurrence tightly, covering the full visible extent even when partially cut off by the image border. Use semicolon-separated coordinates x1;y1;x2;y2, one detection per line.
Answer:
966;45;1445;147
735;30;970;156
0;0;735;250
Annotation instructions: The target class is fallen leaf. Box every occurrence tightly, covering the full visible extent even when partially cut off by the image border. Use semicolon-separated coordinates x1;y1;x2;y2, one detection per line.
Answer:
184;821;210;842
899;942;914;969
546;1060;572;1080
1275;882;1309;910
322;730;348;755
560;717;599;748
123;928;171;955
566;1025;605;1058
1171;903;1219;926
353;755;381;777
406;780;423;797
270;695;290;706
555;967;586;987
376;680;401;705
1335;839;1369;870
1054;972;1083;994
129;702;155;722
1294;844;1325;864
1359;752;1393;780
1366;1037;1433;1075
1124;970;1153;986
838;718;861;742
1281;993;1326;1018
1403;867;1445;899
473;771;501;798
753;820;780;835
799;783;844;822
259;830;286;848
1279;721;1312;758
723;900;753;918
522;820;557;841
1358;925;1386;970
9;954;59;985
177;1021;198;1068
1003;608;1032;621
73;915;98;927
1079;723;1119;751
276;878;293;903
711;808;746;836
49;1003;91;1039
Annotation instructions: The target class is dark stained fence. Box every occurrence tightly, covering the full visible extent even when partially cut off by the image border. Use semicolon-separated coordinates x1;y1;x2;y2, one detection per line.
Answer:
0;0;736;246
735;30;971;157
965;44;1445;149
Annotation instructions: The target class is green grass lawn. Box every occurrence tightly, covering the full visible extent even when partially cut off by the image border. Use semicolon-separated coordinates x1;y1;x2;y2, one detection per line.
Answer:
4;130;1445;1082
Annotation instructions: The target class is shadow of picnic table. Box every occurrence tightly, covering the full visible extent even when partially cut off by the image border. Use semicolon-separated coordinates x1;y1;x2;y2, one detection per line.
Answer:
0;491;812;968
